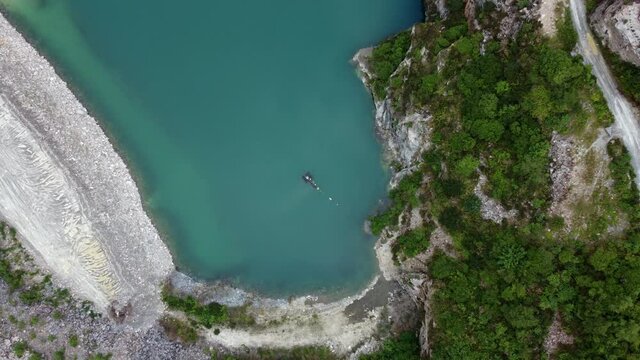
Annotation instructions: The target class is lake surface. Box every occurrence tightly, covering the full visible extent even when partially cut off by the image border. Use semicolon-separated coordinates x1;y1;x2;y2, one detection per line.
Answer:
0;0;421;297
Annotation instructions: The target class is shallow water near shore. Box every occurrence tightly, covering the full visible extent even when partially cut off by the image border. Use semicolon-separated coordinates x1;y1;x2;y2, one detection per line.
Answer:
0;0;421;297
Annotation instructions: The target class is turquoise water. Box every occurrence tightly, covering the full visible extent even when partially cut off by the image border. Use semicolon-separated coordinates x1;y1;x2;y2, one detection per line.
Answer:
1;0;421;296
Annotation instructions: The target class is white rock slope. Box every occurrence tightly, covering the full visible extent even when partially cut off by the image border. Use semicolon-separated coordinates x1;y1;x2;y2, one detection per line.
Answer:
0;13;173;328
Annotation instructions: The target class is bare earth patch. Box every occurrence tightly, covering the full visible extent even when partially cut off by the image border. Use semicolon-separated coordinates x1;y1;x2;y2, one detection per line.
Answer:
544;313;574;356
539;0;567;36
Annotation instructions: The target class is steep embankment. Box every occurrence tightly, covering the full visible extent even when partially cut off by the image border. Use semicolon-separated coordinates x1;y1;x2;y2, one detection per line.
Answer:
0;13;173;328
590;0;640;67
569;0;640;188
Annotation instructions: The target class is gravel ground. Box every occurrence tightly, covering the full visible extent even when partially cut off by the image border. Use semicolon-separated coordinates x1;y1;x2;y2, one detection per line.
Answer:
0;224;206;360
0;288;207;360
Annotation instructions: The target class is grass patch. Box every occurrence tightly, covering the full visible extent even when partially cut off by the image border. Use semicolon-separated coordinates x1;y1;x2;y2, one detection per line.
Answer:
162;283;255;331
160;316;198;344
12;341;28;358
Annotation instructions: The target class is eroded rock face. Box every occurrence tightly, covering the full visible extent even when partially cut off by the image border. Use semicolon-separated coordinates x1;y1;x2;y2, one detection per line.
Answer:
375;99;432;171
591;0;640;66
0;14;174;329
352;42;432;190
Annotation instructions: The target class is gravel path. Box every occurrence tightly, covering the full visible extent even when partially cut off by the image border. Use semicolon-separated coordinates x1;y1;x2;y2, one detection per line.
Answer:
570;0;640;190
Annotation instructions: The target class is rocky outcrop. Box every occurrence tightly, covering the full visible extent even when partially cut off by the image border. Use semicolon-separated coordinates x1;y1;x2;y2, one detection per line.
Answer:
353;31;437;356
0;13;174;328
591;0;640;66
474;173;518;223
352;38;431;189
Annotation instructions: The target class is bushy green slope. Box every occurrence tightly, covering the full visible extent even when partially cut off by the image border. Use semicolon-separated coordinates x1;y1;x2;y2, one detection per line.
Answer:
364;2;640;358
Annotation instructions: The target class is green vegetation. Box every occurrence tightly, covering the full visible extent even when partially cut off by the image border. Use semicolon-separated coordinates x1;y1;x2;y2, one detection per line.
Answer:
53;349;65;360
360;332;421;360
393;225;433;259
608;139;640;222
0;223;75;310
87;354;112;360
68;334;79;348
162;283;255;334
0;257;24;290
52;310;64;320
162;286;228;328
370;10;611;219
369;171;423;235
46;288;72;307
366;1;640;357
555;5;577;52
13;341;28;358
256;346;337;360
0;226;26;291
369;31;412;98
160;316;199;344
585;0;599;13
28;353;43;360
420;31;637;353
19;286;44;305
601;45;640;107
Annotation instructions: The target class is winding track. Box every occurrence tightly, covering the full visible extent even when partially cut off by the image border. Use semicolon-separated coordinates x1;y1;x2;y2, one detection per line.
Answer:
569;0;640;189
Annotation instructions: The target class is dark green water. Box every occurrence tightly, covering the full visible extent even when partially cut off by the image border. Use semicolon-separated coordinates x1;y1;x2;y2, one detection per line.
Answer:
1;0;421;297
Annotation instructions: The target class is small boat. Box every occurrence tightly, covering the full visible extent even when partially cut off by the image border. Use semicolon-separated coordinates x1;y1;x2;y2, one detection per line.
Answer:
302;172;320;190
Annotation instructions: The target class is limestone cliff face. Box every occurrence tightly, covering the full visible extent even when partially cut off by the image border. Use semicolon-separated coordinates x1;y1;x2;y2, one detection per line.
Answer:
591;0;640;66
352;41;431;189
352;29;435;355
